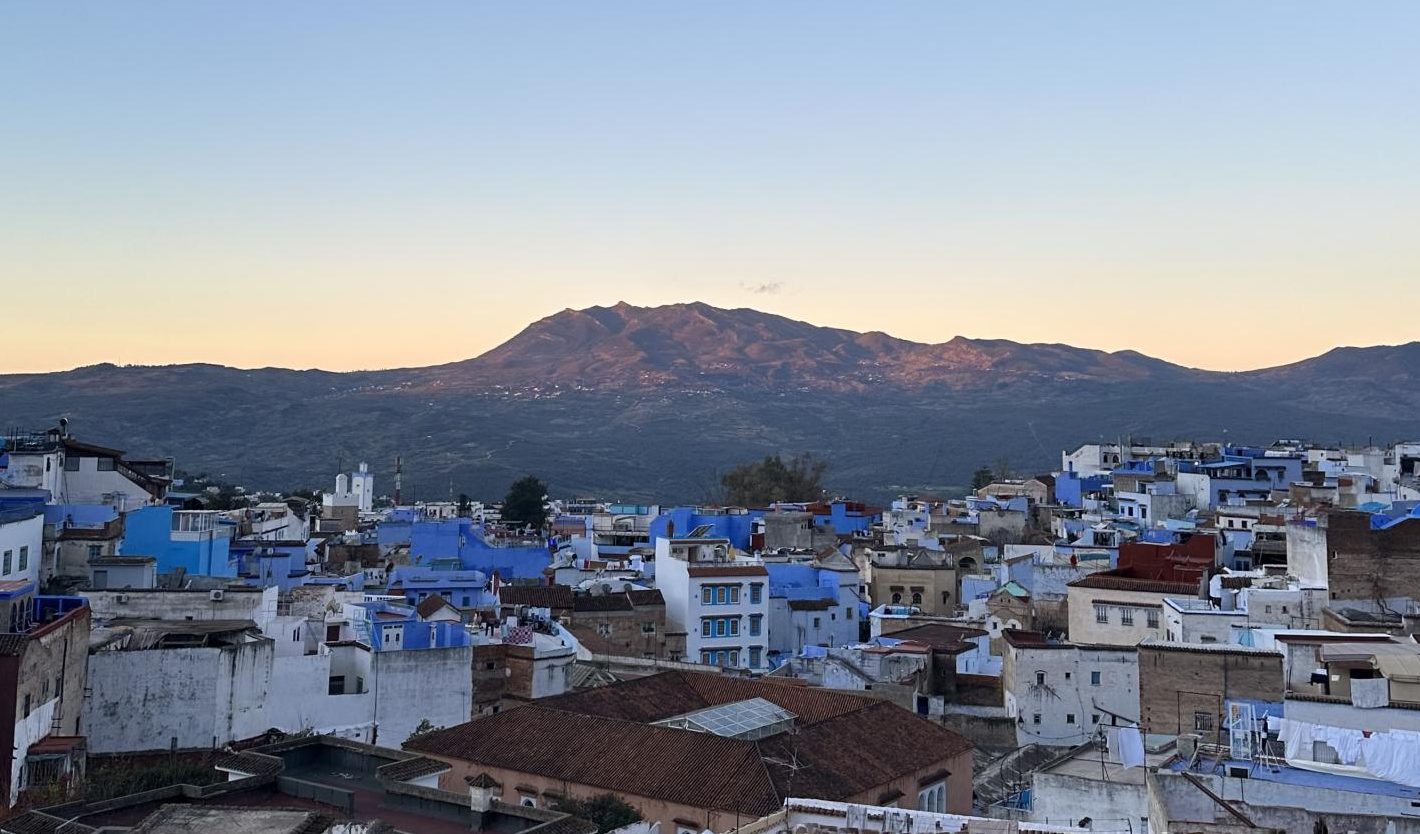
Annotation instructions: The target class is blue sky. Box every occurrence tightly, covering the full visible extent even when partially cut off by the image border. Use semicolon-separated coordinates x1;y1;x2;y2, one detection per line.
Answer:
2;2;1416;372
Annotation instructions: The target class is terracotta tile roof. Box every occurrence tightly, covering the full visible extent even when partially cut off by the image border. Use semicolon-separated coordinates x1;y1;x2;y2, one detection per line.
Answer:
408;672;972;817
379;755;451;782
0;812;97;834
758;700;971;800
573;594;634;613
407;707;783;818
501;585;576;610
535;670;876;726
627;589;665;607
416;595;457;619
212;751;284;776
687;565;769;577
886;622;988;648
1068;573;1198;594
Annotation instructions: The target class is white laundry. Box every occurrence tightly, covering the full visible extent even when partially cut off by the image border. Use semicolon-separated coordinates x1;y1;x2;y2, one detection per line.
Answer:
1117;725;1146;769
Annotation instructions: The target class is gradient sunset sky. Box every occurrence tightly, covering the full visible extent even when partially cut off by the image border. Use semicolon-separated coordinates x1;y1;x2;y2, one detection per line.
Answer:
3;2;1416;374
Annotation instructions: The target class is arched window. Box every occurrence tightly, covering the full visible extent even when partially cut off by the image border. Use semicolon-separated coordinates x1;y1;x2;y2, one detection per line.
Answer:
891;592;903;604
911;592;923;605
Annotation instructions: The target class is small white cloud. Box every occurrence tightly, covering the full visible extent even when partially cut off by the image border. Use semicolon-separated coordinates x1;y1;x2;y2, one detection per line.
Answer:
740;281;783;295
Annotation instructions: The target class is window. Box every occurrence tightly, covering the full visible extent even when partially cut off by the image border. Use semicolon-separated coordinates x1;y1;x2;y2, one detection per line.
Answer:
729;618;740;636
715;619;727;637
1146;610;1159;629
1095;605;1108;624
729;650;739;666
88;544;102;559
97;457;116;472
328;676;345;696
729;585;741;604
891;593;903;604
642;622;656;634
749;615;762;636
64;456;81;471
1035;671;1046;686
813;617;821;629
520;796;537;808
942;591;951;605
702;587;713;605
1264;604;1272;614
716;586;727;605
355;676;365;694
1194;711;1215;732
22;695;30;717
911;592;923;605
1032;713;1041;725
1092;714;1100;724
750;583;763;604
1090;671;1101;686
1120;608;1134;626
1066;714;1076;725
701;620;712;637
2;551;9;574
917;783;945;813
18;546;28;572
749;647;762;667
1064;672;1072;681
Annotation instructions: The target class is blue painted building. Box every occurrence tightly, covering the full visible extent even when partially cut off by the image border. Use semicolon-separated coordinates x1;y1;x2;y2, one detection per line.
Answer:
764;559;860;665
400;517;553;580
649;507;762;551
233;538;319;592
355;600;473;651
388;565;496;609
119;505;236;577
1053;472;1112;508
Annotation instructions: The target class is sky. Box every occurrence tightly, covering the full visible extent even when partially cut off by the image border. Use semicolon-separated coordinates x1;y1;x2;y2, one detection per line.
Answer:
2;2;1417;374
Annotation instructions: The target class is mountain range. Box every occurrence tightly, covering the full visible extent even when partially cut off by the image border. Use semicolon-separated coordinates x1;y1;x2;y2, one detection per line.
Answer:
2;302;1416;502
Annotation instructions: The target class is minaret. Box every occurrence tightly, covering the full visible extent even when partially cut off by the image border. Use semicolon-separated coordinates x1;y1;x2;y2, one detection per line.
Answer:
394;455;403;507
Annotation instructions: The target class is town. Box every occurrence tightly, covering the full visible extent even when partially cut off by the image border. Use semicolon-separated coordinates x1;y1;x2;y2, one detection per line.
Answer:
2;424;1418;833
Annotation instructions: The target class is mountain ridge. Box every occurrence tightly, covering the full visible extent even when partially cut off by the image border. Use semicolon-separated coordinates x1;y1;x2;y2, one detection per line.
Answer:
1;302;1416;500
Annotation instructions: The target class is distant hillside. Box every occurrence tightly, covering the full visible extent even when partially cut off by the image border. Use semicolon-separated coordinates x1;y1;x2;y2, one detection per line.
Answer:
1;302;1416;501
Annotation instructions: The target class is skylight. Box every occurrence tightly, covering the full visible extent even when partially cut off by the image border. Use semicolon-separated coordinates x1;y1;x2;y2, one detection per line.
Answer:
654;697;796;740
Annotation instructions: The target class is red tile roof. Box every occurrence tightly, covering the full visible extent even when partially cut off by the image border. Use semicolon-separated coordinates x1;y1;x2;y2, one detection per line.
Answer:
405;671;972;815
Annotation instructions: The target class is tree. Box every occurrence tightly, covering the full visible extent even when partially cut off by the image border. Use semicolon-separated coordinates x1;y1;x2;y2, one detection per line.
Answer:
720;453;827;508
406;718;442;743
553;794;641;834
502;475;549;529
457;493;473;517
970;467;996;491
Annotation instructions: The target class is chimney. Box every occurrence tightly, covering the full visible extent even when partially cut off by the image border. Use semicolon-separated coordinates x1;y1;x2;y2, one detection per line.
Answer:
467;773;500;813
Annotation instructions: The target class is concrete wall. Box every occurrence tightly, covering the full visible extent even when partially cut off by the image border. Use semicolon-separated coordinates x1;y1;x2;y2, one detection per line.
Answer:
1028;770;1147;830
1067;586;1166;646
1005;645;1139;747
84;639;473;753
1285;521;1328;589
0;514;43;586
1152;768;1420;834
1323;512;1420;602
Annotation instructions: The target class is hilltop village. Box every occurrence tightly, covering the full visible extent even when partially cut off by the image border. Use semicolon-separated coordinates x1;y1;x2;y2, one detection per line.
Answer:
3;425;1420;833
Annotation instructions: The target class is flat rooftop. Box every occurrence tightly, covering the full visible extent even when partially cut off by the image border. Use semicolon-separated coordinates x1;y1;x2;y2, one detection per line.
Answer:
1039;744;1174;786
1169;757;1420;800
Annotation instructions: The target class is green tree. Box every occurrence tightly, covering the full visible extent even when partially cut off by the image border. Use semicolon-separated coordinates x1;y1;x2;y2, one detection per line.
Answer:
406;718;442;743
502;475;549;529
720;453;827;508
553;793;642;834
970;467;997;491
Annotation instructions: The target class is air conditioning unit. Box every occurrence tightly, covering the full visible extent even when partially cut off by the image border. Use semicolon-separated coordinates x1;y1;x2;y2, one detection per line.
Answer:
210;589;225;602
115;593;130;604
